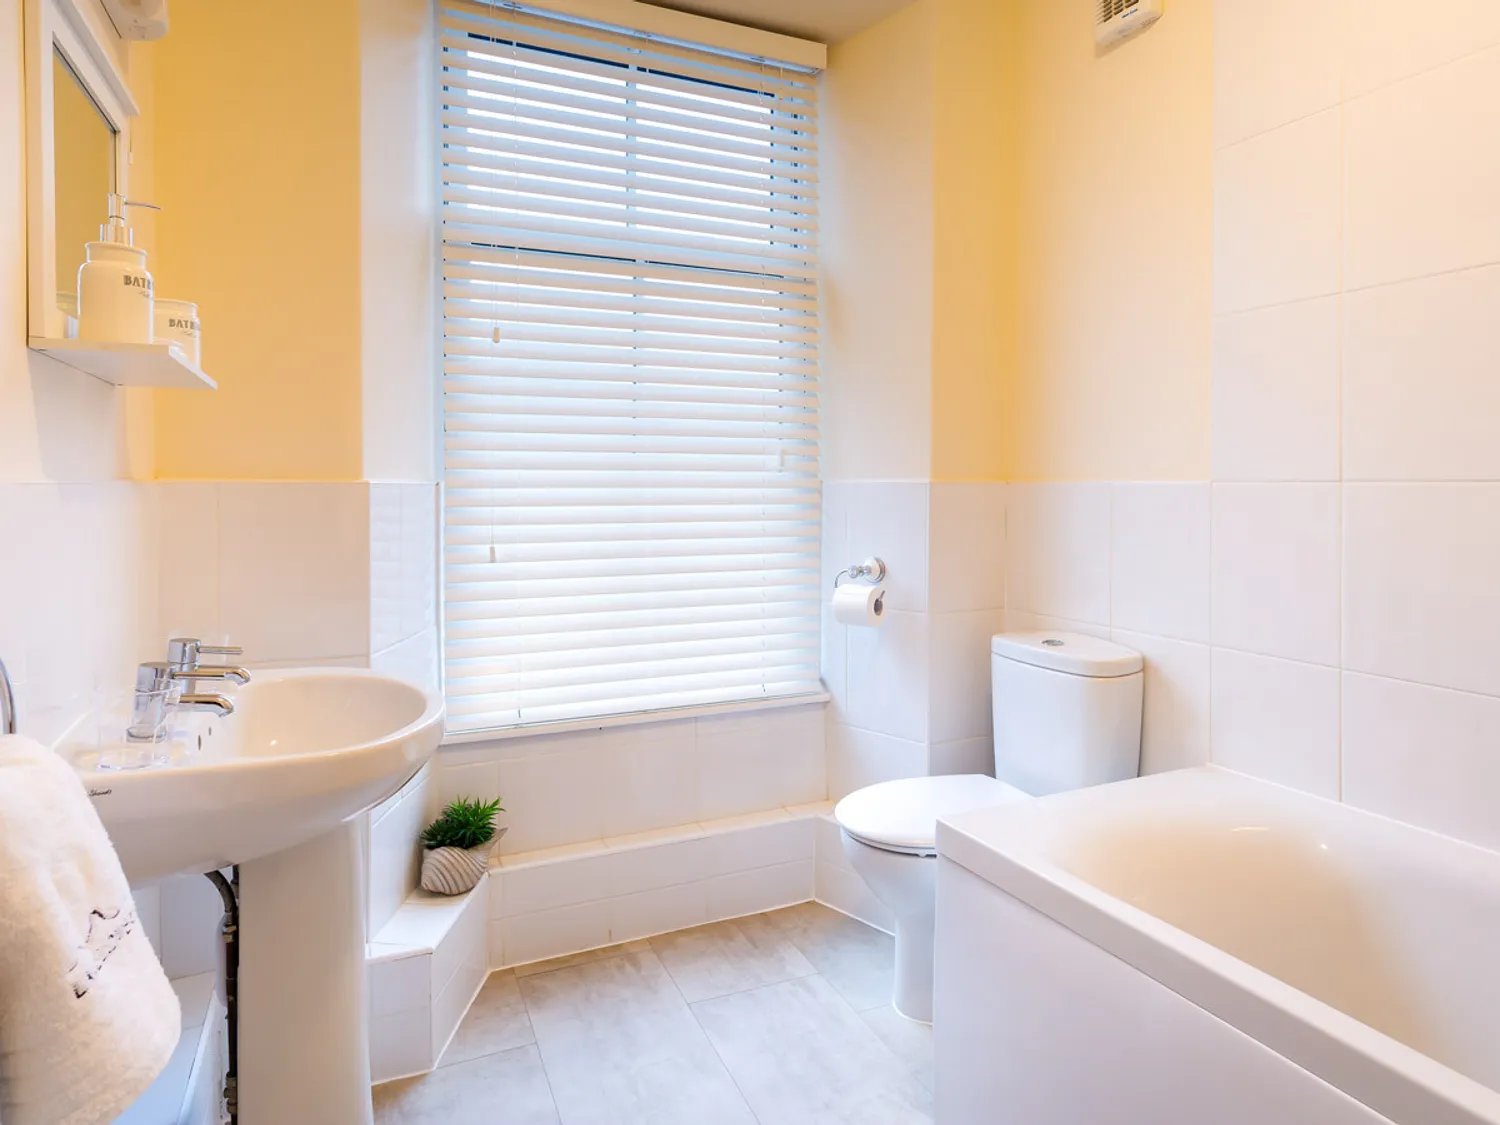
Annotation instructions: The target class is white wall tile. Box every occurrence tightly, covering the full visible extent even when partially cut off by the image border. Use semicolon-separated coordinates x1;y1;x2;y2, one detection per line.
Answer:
217;484;371;662
1213;0;1343;148
1344;0;1500;97
928;609;1007;743
372;629;440;693
845;481;929;613
1210;648;1341;799
697;705;826;821
369;772;431;937
155;482;221;643
498;852;619;916
1112;630;1211;777
1345;47;1500;290
1002;609;1111;642
928;482;1006;612
826;724;928;800
493;739;607;853
158;874;226;980
1344;484;1500;696
845;609;930;743
1211;484;1341;666
1212;297;1341;482
400;484;439;641
1006;483;1111;626
497;900;614;967
928;736;994;778
599;720;700;838
1214;108;1342;314
1343;265;1500;481
609;882;707;943
1109;484;1211;643
821;605;849;722
702;815;810;877
133;884;162;957
433;956;485;1061
369;953;431;1019
820;481;850;593
611;835;713;892
437;759;502;811
702;860;813;921
1343;672;1500;851
370;485;403;655
370;1008;433;1084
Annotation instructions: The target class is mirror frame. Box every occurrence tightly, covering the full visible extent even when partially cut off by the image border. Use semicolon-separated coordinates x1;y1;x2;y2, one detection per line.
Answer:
24;0;140;341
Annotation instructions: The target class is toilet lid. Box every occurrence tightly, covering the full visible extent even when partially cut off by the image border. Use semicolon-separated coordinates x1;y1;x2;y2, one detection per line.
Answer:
834;775;1028;857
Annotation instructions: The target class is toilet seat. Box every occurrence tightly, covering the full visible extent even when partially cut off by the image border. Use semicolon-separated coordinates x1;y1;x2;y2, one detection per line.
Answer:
834;775;1028;857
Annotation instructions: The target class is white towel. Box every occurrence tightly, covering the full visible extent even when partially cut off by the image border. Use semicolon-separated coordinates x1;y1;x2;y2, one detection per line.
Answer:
0;735;180;1125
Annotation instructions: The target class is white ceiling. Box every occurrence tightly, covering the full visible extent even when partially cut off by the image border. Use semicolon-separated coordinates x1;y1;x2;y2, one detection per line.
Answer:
640;0;915;45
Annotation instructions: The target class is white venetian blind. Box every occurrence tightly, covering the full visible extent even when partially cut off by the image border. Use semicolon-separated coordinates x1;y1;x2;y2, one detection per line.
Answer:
439;0;823;735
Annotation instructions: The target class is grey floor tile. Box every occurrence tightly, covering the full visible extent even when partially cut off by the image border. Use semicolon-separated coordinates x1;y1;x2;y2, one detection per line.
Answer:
513;939;652;978
859;1004;934;1092
520;949;757;1125
650;914;817;1002
692;974;932;1125
441;970;536;1068
373;1045;560;1125
761;902;896;1011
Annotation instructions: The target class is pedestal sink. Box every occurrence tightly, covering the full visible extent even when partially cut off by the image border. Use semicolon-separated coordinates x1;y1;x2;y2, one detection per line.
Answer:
59;668;445;1125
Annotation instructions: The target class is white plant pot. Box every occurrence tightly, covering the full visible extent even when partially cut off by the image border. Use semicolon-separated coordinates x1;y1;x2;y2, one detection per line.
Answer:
419;828;505;895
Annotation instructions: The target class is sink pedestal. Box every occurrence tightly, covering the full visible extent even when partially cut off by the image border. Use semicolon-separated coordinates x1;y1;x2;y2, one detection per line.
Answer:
238;822;373;1125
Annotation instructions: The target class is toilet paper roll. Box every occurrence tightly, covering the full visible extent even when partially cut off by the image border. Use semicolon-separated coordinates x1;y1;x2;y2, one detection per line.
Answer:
832;583;886;628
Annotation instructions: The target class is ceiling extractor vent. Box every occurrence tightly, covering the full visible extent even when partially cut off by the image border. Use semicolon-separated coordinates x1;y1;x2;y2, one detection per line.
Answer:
1095;0;1163;48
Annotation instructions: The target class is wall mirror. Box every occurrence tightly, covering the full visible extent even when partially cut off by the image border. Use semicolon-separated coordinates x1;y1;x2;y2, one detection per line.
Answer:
25;0;138;341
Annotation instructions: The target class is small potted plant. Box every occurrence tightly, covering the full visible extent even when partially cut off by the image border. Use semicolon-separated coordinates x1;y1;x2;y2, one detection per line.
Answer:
419;795;505;895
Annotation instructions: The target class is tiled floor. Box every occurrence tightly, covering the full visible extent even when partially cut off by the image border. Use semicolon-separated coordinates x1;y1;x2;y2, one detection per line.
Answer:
372;903;933;1125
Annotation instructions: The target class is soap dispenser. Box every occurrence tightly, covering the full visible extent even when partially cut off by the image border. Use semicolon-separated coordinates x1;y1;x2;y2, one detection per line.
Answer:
77;193;154;344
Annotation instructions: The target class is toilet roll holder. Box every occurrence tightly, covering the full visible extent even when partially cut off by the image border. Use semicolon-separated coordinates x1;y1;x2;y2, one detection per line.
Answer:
833;557;887;589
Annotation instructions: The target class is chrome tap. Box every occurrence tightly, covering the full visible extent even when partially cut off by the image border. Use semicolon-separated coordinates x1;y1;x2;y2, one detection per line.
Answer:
167;637;250;693
127;657;239;742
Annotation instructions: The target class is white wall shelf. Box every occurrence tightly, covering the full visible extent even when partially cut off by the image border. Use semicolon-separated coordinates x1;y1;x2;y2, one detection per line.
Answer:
28;338;216;390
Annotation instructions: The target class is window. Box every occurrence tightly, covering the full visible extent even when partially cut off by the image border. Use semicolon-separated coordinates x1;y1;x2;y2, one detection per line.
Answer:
438;1;823;735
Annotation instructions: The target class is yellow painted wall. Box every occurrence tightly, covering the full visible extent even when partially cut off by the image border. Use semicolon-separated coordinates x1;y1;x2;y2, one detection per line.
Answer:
819;0;936;483
820;0;1018;484
930;0;1018;482
150;0;363;480
1006;0;1213;482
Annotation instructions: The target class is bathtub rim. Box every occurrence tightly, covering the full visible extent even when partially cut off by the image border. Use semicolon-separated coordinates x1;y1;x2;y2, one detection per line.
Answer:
936;766;1500;1125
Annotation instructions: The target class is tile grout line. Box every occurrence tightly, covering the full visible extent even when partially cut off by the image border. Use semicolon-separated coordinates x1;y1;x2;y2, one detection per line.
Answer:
508;965;567;1125
661;919;766;1125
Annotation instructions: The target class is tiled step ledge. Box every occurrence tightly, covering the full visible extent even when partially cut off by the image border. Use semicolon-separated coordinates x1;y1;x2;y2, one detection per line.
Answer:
369;801;896;1083
367;877;489;1084
489;803;831;969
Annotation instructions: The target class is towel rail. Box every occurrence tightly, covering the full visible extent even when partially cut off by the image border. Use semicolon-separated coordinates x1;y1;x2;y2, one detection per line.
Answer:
0;656;14;735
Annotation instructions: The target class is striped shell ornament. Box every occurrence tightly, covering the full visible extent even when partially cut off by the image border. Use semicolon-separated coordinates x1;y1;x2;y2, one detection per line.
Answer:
420;831;503;896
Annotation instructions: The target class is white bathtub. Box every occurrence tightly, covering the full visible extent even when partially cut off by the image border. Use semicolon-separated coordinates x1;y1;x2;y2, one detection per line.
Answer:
933;766;1500;1125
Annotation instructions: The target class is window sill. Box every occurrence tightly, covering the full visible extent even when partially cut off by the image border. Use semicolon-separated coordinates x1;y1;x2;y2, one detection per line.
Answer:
439;690;831;749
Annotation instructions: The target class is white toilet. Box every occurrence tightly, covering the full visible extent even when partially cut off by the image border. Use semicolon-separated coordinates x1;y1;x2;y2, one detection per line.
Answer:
834;631;1144;1022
